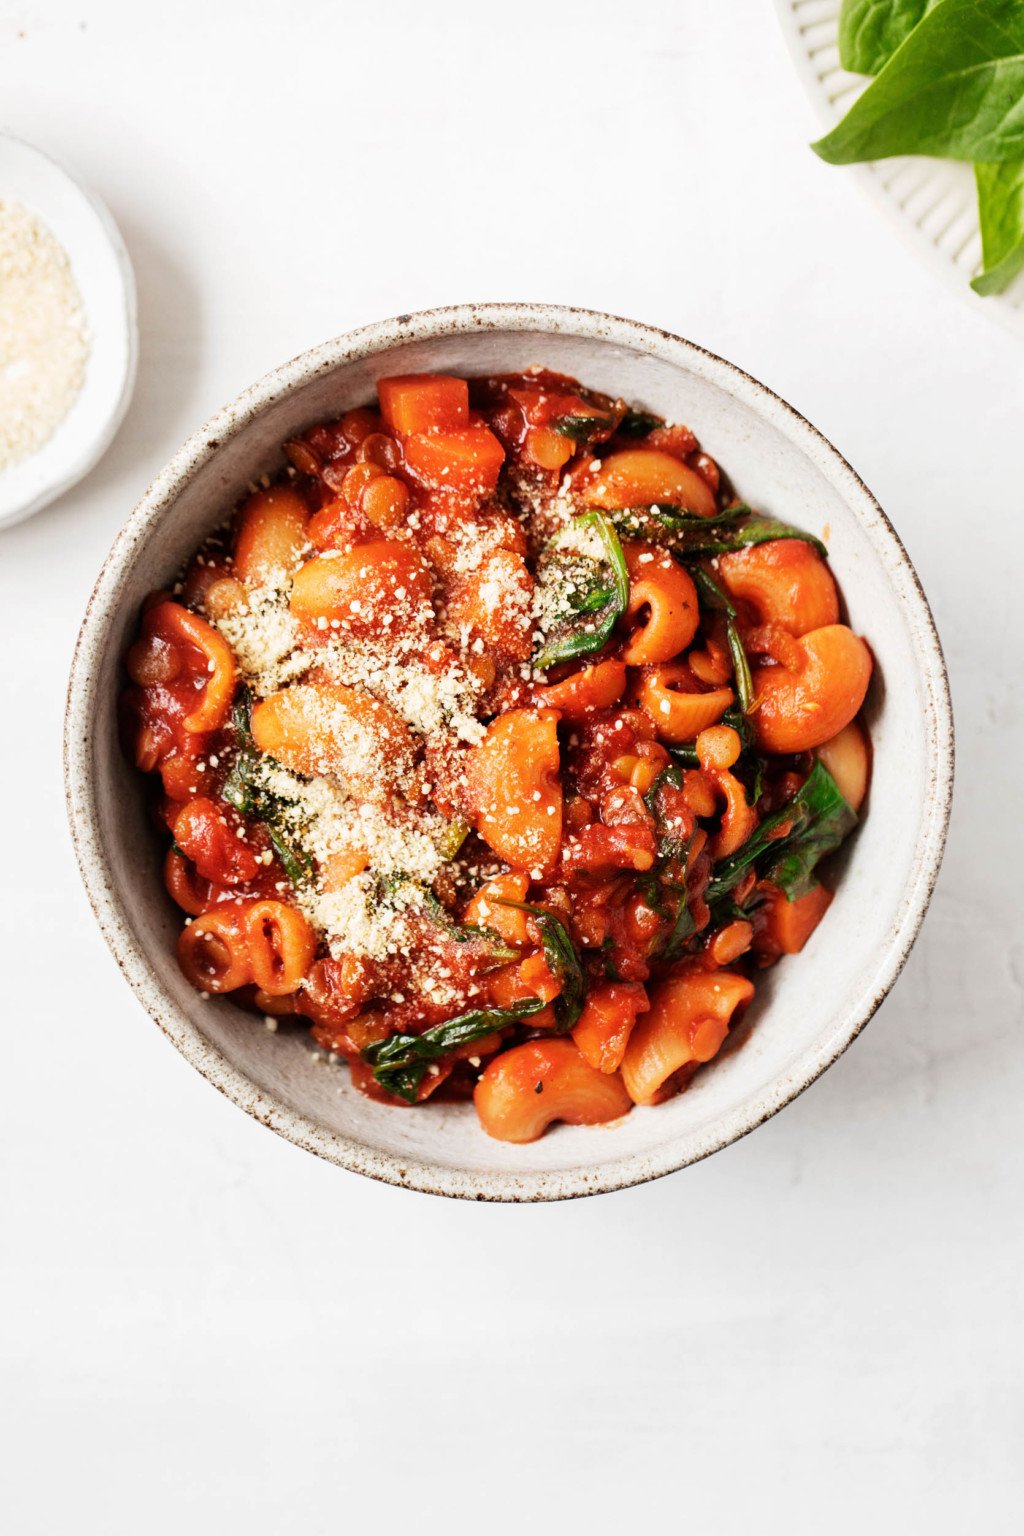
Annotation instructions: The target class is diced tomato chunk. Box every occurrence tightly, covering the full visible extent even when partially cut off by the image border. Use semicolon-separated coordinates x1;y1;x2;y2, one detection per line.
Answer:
377;374;469;436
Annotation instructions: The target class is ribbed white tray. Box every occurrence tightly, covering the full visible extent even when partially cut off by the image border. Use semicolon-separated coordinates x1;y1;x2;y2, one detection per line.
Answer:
775;0;1024;337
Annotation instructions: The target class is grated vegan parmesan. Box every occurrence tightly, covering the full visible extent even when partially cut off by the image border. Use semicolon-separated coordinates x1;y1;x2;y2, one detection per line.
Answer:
0;199;90;472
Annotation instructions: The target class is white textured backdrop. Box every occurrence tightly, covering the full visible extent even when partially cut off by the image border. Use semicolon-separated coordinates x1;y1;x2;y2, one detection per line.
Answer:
1;2;1022;1531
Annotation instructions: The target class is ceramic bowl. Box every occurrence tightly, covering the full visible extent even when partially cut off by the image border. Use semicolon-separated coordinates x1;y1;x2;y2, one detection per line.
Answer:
64;304;953;1200
0;134;138;529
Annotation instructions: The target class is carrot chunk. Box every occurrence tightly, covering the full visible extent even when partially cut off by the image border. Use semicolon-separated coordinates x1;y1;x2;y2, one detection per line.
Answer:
377;374;469;436
403;425;505;494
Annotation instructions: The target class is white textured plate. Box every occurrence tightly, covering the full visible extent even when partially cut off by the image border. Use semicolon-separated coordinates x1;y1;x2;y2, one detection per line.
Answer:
0;134;138;530
775;0;1024;335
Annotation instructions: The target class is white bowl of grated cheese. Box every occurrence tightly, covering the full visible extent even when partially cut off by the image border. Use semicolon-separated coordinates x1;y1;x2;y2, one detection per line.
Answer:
65;304;952;1200
0;133;137;530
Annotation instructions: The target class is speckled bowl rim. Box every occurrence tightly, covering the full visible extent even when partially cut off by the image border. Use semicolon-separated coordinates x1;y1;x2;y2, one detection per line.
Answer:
64;302;954;1201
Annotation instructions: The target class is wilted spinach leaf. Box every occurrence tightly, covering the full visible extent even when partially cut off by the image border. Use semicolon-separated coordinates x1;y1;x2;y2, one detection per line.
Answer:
363;1000;545;1102
691;568;754;714
550;411;617;445
533;511;629;671
496;900;587;1030
705;760;858;907
617;408;665;437
221;688;312;885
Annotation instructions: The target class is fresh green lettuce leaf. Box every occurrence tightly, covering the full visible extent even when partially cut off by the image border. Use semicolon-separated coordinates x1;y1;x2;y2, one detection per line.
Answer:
972;158;1024;293
838;0;940;76
814;0;1024;166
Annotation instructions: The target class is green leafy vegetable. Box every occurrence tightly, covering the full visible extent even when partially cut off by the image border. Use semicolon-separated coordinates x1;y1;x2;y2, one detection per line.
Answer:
363;1001;545;1102
382;876;518;967
838;0;940;76
972;158;1024;292
720;708;766;807
608;501;745;542
601;946;621;981
609;503;827;559
222;689;312;885
678;513;827;559
533;511;630;671
660;873;697;959
497;900;587;1030
632;774;697;958
617;408;665;437
691;568;754;714
705;760;858;907
550;411;616;445
720;706;755;753
814;0;1024;166
643;761;683;823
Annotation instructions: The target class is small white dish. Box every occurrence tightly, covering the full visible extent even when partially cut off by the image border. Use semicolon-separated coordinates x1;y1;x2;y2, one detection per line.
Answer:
774;0;1024;336
0;133;138;530
64;304;954;1201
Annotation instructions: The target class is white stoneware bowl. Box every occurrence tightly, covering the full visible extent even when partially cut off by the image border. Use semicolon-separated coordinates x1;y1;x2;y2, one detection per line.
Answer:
0;134;137;529
65;304;953;1200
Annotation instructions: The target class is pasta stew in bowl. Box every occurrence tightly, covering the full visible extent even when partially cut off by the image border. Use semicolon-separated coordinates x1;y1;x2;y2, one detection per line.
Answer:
66;305;951;1198
120;369;872;1144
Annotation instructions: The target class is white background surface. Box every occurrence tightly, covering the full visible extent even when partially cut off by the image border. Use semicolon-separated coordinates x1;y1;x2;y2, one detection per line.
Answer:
2;3;1022;1531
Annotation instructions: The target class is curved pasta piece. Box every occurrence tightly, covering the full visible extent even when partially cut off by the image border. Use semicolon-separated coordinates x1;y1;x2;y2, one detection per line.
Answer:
586;448;717;519
692;726;757;858
571;982;650;1074
289;541;433;635
535;658;627;718
466;708;563;875
620;542;700;665
815;720;871;810
251;681;417;794
633;663;733;742
711;768;758;859
243;901;318;996
752;624;872;754
130;601;237;733
173;797;261;886
177;905;253;994
688;628;733;685
446;549;534;661
164;848;234;917
234;485;309;585
621;969;755;1105
718;539;839;637
474;1038;632;1142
